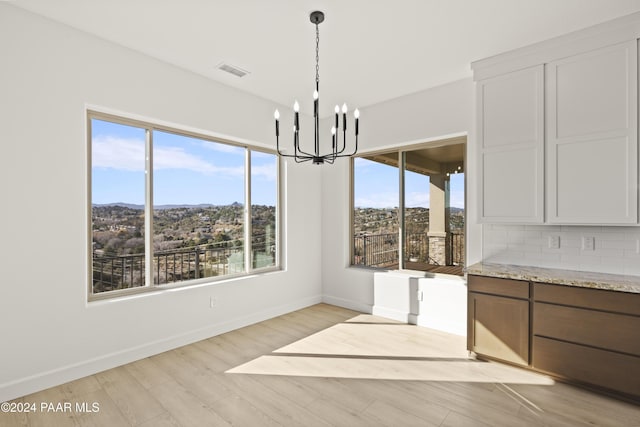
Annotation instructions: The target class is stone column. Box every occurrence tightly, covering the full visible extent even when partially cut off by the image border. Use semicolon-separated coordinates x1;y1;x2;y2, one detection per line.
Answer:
428;174;447;265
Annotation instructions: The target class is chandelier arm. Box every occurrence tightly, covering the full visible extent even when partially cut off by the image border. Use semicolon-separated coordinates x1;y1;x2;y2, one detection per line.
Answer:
279;152;305;159
296;149;315;158
276;135;299;159
277;135;310;159
292;137;313;162
336;135;358;157
294;155;313;163
337;129;347;154
294;131;315;158
340;134;358;157
333;130;347;155
275;134;289;158
343;128;347;152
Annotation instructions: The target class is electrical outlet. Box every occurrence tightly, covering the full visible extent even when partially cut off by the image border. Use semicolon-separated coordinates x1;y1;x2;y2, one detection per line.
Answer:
548;235;560;249
209;296;218;308
582;236;595;251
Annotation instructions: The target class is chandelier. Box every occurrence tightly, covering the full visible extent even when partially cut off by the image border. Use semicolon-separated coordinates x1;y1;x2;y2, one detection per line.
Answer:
274;11;359;165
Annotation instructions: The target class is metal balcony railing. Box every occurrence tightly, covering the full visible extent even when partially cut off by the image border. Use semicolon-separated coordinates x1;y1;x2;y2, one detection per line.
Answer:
448;230;465;266
353;230;464;268
92;239;274;294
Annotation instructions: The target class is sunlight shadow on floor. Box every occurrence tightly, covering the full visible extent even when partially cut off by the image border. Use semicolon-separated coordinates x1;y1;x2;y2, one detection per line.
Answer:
226;314;555;385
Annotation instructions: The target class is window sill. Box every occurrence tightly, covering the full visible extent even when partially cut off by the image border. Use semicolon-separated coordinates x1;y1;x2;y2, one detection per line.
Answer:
87;267;283;304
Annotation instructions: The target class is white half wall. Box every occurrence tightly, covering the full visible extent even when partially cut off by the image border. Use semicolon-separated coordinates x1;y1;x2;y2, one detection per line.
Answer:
0;4;322;402
371;272;467;336
321;78;479;313
416;275;468;336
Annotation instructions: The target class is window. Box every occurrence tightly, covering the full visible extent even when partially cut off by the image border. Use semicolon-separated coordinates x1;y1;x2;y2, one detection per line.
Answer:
250;151;278;269
351;139;465;275
352;155;399;267
89;111;280;299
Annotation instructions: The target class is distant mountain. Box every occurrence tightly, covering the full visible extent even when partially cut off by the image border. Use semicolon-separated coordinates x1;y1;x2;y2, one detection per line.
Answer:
93;202;144;209
92;203;234;210
153;204;219;210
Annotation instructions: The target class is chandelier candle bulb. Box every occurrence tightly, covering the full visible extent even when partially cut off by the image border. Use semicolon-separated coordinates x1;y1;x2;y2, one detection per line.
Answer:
354;109;359;135
342;103;347;131
331;126;336;148
313;90;319;116
293;100;299;130
274;109;280;137
335;105;340;129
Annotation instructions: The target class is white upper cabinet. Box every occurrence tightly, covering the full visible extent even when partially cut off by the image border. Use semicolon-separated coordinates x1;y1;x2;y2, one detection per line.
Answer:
478;66;544;223
472;12;640;225
546;41;638;224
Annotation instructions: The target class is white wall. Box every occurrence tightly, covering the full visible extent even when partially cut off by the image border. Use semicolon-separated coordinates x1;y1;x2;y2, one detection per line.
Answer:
0;4;323;402
320;78;479;312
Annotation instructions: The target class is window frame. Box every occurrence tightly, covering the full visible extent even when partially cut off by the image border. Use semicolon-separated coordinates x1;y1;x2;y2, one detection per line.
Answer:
349;140;466;275
87;109;282;301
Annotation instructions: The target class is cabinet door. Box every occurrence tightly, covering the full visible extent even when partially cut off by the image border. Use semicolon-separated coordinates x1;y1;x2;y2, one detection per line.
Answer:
478;65;544;223
547;41;638;224
468;292;529;366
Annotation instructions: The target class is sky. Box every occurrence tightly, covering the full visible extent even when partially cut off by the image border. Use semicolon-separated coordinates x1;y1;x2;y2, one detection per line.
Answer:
92;118;464;210
91;119;277;206
353;157;465;209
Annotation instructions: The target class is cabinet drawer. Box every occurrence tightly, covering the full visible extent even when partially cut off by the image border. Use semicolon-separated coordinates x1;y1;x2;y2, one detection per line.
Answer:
533;302;640;356
533;336;640;397
468;275;529;299
533;283;640;316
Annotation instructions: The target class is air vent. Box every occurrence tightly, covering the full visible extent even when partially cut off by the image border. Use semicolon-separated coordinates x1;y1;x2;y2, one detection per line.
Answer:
217;62;249;78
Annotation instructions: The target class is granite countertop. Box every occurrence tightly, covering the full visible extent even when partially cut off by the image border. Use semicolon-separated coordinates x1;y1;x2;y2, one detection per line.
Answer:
465;262;640;294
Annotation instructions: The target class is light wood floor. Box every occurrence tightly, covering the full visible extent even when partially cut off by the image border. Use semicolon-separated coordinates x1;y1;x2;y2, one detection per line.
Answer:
3;303;640;426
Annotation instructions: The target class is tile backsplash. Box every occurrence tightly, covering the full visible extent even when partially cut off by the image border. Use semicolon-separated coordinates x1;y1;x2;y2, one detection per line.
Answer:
482;224;640;276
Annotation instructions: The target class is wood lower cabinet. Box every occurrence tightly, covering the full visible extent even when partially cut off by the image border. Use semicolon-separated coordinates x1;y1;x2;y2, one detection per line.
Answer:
467;275;640;401
467;275;529;366
532;283;640;399
533;336;640;397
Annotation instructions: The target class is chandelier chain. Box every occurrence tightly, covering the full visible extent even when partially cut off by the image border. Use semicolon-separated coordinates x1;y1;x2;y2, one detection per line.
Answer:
315;23;320;84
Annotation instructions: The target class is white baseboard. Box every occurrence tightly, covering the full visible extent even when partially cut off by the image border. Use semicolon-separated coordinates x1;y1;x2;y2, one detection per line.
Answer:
371;305;412;323
416;316;466;337
0;295;322;403
322;295;372;314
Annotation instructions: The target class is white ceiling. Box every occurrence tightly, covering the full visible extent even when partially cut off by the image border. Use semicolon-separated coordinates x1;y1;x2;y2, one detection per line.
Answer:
11;0;640;116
